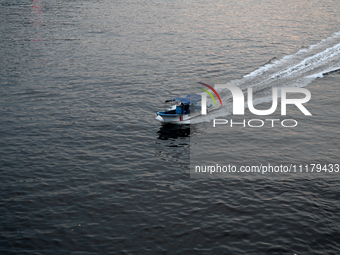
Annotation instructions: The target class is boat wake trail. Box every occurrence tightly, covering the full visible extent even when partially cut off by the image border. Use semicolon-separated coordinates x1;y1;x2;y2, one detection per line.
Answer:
191;31;340;124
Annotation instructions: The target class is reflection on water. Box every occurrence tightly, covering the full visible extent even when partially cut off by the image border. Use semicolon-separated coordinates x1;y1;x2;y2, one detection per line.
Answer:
31;0;44;42
155;124;192;162
156;123;191;140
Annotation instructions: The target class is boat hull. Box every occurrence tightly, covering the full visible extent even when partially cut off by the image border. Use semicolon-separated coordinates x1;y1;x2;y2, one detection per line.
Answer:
155;111;201;124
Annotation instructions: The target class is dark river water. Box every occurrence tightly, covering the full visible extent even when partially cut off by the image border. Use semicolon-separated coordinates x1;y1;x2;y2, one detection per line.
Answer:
1;0;340;254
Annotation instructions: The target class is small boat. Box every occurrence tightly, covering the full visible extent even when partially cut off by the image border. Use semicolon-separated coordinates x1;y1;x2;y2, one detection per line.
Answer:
155;94;209;124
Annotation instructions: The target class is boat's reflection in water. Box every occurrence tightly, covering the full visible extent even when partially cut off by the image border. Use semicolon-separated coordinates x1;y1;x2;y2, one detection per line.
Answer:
156;123;191;140
155;124;193;162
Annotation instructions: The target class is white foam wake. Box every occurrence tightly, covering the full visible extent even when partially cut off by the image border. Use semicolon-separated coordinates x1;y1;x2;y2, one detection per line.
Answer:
191;31;340;124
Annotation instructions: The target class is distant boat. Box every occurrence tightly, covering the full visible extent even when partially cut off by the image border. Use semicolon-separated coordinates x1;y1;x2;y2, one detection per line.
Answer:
155;94;211;124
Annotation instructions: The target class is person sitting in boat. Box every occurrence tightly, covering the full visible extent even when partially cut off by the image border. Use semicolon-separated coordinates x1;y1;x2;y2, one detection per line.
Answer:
184;103;190;114
176;103;184;114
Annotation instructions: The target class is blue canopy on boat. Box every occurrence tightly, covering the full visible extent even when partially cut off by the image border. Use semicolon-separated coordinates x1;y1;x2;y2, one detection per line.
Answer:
165;94;201;105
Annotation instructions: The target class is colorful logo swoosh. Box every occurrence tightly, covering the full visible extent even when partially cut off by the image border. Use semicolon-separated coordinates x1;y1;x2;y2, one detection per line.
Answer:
197;82;223;106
